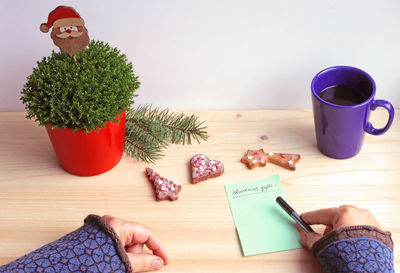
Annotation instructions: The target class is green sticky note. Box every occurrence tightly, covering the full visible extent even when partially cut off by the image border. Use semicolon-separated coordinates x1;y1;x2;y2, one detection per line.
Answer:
225;175;302;256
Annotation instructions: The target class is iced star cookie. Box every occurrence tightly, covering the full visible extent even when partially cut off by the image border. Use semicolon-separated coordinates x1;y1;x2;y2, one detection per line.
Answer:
190;154;224;183
145;168;182;201
240;149;269;169
267;152;301;171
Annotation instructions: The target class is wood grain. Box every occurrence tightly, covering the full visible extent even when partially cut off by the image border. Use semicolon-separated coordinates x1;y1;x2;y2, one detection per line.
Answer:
0;110;398;272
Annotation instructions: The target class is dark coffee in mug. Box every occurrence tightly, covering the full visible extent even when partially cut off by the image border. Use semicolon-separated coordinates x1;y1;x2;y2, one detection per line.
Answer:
318;85;369;106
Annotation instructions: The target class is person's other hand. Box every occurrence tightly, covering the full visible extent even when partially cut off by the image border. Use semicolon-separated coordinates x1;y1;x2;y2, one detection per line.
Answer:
103;215;169;272
297;205;382;250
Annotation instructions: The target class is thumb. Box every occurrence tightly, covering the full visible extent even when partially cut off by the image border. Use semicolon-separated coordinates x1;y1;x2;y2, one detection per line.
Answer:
300;231;323;250
127;253;164;272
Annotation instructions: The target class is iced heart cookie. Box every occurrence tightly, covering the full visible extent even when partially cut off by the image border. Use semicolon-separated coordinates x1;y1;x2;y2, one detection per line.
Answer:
267;152;301;171
145;168;181;201
240;149;269;169
190;154;224;183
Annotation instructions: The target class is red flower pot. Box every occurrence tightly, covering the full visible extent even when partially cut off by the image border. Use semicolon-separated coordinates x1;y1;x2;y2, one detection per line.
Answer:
45;111;126;176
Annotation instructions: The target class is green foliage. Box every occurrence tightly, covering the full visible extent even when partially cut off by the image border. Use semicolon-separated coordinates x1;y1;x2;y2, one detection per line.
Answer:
21;40;140;132
125;105;209;163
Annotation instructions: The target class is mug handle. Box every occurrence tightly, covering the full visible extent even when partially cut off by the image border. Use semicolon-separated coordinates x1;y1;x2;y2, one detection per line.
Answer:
365;100;395;135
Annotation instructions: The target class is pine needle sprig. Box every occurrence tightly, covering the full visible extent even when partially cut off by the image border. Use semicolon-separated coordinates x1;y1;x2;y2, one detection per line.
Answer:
124;130;166;164
124;105;209;163
164;112;208;145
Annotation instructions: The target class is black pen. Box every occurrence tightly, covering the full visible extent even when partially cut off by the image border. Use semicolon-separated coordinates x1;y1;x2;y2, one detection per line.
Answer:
276;196;314;233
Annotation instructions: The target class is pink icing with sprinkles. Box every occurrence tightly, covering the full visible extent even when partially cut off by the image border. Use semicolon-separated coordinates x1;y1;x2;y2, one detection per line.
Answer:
191;154;223;179
151;171;178;192
249;151;266;163
280;154;296;164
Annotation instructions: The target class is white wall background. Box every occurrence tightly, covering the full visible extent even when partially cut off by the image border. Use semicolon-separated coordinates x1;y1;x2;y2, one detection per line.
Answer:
1;0;400;111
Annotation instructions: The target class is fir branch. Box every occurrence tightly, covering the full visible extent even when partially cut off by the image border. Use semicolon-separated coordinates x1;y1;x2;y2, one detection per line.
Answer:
124;133;165;164
126;105;209;144
124;105;209;162
124;119;168;163
164;112;208;145
125;119;167;145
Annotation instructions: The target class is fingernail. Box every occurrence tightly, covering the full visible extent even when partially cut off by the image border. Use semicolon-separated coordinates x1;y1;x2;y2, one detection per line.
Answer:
152;259;162;270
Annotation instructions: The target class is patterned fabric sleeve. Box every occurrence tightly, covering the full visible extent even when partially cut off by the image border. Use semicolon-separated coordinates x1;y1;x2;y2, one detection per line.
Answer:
0;215;133;273
313;225;394;273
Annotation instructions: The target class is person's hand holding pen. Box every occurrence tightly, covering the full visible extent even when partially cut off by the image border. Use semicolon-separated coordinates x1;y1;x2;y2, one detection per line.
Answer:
277;199;394;272
297;205;382;249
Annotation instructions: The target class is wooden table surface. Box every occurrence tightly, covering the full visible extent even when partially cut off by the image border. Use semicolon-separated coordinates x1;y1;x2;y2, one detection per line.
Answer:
0;110;399;273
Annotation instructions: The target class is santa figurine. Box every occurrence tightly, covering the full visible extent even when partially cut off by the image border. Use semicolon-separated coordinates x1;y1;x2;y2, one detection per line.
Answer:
40;6;90;58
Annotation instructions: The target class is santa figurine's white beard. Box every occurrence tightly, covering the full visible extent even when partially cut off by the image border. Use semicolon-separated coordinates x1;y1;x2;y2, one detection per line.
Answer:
51;27;90;57
55;31;83;38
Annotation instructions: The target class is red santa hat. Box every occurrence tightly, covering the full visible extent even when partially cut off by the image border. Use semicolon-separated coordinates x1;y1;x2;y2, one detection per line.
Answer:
40;6;85;33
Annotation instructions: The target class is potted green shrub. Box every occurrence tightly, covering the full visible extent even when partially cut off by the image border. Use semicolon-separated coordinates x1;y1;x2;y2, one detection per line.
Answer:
21;40;140;176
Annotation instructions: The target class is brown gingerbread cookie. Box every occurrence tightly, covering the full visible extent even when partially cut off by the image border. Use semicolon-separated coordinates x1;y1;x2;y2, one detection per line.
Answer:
145;168;181;201
240;149;269;169
240;149;301;171
190;154;224;183
267;152;301;171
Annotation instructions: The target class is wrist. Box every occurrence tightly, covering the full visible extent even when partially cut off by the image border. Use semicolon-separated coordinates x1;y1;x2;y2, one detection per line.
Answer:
84;214;134;273
312;225;393;257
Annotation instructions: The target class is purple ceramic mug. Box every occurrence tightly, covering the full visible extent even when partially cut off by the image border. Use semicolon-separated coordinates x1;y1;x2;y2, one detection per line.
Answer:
311;66;395;159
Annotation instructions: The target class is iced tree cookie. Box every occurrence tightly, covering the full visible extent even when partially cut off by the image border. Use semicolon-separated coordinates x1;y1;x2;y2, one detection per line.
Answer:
145;168;181;201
